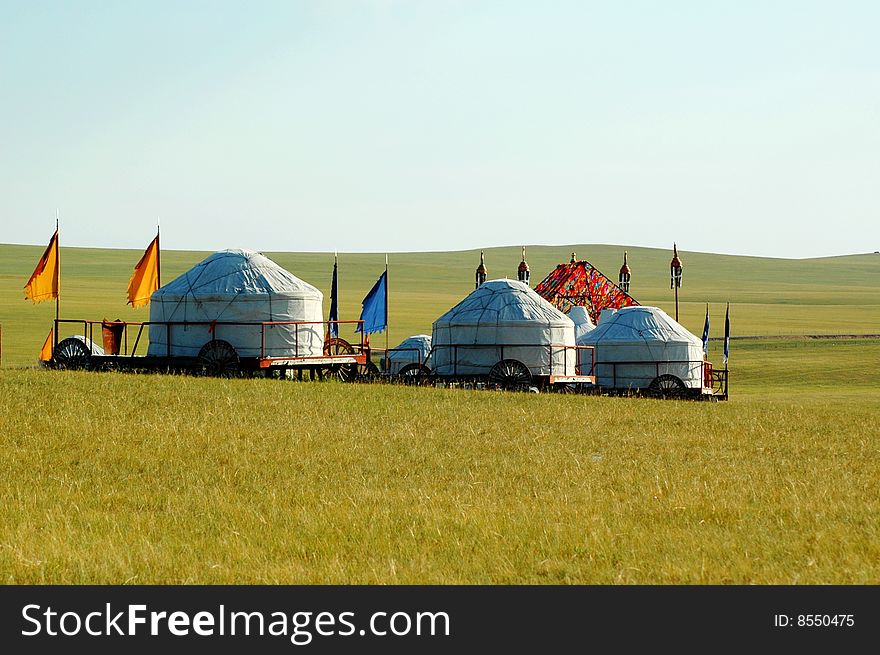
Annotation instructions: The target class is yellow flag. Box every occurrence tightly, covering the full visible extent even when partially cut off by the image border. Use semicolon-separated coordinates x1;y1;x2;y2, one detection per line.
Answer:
24;230;59;303
39;329;54;362
127;235;160;308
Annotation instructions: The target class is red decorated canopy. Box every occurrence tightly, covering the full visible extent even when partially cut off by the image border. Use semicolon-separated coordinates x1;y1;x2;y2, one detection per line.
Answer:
534;260;638;324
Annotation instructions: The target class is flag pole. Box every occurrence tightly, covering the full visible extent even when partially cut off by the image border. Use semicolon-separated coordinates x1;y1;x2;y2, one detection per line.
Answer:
329;250;338;341
724;302;730;370
55;209;60;348
724;302;730;398
384;253;389;370
156;217;162;288
706;302;709;356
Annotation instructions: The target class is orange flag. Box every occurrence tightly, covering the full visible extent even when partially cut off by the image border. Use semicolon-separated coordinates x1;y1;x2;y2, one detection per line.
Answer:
24;230;60;303
127;235;160;308
39;329;54;362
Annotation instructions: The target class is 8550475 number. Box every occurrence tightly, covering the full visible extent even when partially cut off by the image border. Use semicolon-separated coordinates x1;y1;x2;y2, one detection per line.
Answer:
797;614;854;627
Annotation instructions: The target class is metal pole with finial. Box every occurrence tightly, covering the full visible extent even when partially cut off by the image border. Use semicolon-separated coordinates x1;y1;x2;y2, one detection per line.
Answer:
670;243;683;322
475;250;487;288
618;250;631;293
518;246;530;285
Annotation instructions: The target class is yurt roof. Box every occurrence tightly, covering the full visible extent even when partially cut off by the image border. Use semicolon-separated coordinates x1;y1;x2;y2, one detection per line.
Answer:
534;259;638;323
434;279;573;328
154;249;322;300
569;305;597;341
389;334;432;360
393;334;432;348
578;306;702;346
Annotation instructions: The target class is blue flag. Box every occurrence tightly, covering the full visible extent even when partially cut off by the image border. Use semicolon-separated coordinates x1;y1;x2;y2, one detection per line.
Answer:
328;258;339;337
357;270;387;334
723;303;730;364
701;304;710;355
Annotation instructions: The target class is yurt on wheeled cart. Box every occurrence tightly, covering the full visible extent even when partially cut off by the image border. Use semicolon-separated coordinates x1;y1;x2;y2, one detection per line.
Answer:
577;305;714;397
385;334;432;376
426;279;593;390
147;249;326;374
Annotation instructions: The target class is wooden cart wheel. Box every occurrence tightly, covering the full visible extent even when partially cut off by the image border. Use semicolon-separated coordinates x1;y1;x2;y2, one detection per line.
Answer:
197;340;240;377
53;337;92;370
324;337;354;356
358;361;381;382
648;374;686;398
398;363;430;384
321;337;357;382
488;359;532;391
325;363;359;382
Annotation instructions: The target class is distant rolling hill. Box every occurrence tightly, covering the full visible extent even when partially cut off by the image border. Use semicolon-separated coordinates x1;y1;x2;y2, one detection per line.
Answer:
1;242;878;367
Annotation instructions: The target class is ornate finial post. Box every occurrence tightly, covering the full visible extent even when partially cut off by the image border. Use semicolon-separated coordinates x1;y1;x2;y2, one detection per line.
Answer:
475;250;487;288
670;243;683;321
618;251;631;293
570;252;576;264
517;246;530;285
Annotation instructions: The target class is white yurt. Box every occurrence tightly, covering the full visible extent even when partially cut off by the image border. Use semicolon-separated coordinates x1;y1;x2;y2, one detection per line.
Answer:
576;306;705;389
598;307;618;324
147;249;324;358
431;279;577;377
386;334;432;374
568;305;596;341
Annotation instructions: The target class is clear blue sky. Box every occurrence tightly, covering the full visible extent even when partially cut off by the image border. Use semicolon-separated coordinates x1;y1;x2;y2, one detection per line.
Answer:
1;1;878;257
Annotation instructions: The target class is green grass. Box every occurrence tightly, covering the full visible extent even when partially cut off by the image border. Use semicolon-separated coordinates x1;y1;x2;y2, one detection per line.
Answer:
0;242;878;584
730;338;880;396
1;353;877;584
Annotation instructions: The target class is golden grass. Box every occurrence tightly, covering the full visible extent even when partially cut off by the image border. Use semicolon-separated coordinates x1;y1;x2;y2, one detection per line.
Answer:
1;359;877;584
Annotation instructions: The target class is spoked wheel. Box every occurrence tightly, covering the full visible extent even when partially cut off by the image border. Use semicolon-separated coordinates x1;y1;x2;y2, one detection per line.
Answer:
53;337;92;370
324;337;355;357
648;374;686;398
321;364;358;382
197;340;240;377
398;363;431;385
322;337;357;382
488;359;532;391
357;361;381;382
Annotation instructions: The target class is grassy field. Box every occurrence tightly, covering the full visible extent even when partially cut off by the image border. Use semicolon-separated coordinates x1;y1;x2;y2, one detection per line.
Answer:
1;345;877;584
0;242;878;583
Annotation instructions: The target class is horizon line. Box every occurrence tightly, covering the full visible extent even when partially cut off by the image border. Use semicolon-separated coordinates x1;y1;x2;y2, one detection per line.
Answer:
0;240;877;262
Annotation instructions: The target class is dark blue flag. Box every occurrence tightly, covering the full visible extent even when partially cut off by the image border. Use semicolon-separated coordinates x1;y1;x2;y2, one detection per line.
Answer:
328;258;339;337
701;303;710;356
723;303;730;364
356;270;387;334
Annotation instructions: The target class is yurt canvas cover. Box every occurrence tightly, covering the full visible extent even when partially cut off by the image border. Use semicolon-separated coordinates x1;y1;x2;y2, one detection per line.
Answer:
431;279;577;377
386;334;432;374
577;306;704;389
568;305;596;341
147;249;324;358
